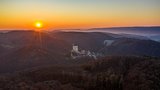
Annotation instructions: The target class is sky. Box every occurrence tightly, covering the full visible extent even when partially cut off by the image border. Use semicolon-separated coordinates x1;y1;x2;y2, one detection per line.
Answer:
0;0;160;30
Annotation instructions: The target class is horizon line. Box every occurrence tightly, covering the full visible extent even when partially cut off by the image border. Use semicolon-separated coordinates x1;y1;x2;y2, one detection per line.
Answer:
0;25;160;31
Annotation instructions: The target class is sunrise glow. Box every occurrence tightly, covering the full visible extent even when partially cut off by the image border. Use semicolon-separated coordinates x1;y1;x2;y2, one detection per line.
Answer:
35;22;43;29
0;0;160;30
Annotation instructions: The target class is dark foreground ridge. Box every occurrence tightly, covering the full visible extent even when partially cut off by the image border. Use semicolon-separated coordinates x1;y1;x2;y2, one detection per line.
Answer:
0;56;160;90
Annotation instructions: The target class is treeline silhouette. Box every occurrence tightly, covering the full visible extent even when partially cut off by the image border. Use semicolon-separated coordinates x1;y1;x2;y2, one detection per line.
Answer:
0;56;159;90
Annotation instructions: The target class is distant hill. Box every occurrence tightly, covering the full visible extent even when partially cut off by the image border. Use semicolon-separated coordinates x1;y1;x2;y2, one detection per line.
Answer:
0;31;71;73
0;30;71;55
89;26;160;35
51;31;160;57
118;33;149;40
103;38;160;57
149;35;160;42
51;32;114;51
0;30;160;74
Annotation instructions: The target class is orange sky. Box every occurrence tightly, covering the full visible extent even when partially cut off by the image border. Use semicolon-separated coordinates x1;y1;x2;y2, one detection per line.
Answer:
0;0;160;30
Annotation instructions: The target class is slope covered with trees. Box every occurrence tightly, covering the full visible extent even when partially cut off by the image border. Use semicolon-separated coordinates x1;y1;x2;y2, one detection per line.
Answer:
0;56;159;90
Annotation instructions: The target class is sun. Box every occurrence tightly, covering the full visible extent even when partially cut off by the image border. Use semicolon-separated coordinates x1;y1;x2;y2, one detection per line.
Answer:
35;21;43;29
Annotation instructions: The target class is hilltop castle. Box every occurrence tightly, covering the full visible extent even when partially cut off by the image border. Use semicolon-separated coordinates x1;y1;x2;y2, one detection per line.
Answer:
71;44;97;59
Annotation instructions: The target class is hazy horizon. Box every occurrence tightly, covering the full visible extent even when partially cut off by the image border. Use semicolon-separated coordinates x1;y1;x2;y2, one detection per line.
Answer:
0;0;160;30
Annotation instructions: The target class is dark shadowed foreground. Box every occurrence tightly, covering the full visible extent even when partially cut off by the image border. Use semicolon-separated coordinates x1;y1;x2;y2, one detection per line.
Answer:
0;56;160;90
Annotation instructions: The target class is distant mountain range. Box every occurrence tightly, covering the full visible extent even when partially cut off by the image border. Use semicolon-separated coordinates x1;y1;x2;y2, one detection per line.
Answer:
89;26;160;35
149;35;160;42
51;27;160;41
103;38;160;56
0;30;160;73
